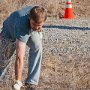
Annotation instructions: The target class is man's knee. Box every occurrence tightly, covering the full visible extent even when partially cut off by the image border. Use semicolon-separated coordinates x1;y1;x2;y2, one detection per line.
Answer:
34;41;42;49
30;41;42;52
27;38;42;51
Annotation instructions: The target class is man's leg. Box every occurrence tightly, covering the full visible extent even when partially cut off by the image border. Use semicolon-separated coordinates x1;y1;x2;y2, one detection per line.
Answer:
0;37;15;61
1;38;15;60
0;28;16;61
25;31;42;85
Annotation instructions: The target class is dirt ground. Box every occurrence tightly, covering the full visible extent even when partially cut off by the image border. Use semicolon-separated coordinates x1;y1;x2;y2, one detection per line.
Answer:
0;0;90;25
0;0;90;90
0;19;90;90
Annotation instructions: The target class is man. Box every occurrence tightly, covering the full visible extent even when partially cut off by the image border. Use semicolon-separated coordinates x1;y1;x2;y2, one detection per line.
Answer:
0;5;47;90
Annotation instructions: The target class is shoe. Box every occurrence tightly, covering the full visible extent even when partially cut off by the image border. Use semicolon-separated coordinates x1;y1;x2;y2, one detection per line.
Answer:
25;83;36;90
13;80;22;90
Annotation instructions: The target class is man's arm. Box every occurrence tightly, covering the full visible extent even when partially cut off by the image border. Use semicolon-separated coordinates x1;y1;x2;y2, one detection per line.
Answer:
15;39;26;81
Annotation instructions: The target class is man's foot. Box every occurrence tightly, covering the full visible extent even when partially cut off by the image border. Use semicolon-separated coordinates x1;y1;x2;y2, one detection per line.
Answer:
25;83;37;90
13;80;22;90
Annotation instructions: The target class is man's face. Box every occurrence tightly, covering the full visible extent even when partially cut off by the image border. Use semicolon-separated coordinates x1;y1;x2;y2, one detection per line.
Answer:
30;19;44;32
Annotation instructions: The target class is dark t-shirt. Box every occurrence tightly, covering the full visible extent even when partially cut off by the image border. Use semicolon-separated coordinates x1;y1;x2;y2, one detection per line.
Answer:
2;6;34;43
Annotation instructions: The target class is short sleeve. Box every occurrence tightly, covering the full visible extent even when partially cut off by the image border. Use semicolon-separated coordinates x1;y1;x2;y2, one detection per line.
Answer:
16;31;30;43
15;18;30;43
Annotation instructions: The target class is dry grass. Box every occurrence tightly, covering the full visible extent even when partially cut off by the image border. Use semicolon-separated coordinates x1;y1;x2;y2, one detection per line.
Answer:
0;0;89;26
0;1;90;89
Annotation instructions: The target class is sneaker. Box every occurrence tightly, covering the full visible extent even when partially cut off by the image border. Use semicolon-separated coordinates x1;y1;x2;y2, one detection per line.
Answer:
13;80;22;90
25;83;36;90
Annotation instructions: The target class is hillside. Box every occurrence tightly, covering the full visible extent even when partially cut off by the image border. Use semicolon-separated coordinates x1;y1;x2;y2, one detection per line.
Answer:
0;0;90;25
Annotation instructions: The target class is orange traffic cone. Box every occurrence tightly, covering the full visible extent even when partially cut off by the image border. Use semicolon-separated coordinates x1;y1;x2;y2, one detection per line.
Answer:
64;0;75;19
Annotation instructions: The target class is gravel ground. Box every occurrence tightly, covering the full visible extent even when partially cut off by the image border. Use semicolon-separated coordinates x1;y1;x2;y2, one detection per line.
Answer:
0;18;90;90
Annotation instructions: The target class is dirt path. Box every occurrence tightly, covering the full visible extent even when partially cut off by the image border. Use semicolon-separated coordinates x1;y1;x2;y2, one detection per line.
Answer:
0;19;90;90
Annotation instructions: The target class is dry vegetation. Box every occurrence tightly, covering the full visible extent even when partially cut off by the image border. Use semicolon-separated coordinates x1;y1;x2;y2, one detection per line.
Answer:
0;0;90;26
0;0;90;90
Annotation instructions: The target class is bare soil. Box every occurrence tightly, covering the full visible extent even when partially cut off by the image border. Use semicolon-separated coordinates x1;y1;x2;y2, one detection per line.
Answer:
0;19;90;90
0;0;90;90
0;0;90;25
